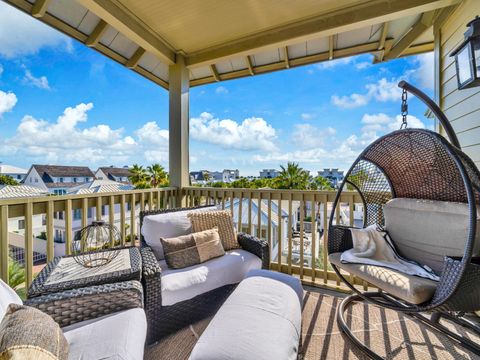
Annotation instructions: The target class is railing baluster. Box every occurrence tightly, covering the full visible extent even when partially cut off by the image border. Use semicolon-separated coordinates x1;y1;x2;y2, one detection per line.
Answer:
257;192;262;239
229;191;234;219
65;199;72;256
148;191;154;210
299;193;304;280
120;194;126;246
96;196;102;221
322;199;328;284
221;190;226;210
277;198;282;271
109;195;115;246
335;202;340;286
237;191;243;233
311;195;317;283
46;200;54;261
130;193;136;246
287;193;292;275
25;202;34;286
1;205;9;283
82;198;88;229
348;195;355;286
267;193;272;267
247;191;252;234
140;192;145;213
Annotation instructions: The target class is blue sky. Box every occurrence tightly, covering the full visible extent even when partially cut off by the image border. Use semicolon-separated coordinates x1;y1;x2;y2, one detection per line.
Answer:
0;1;434;176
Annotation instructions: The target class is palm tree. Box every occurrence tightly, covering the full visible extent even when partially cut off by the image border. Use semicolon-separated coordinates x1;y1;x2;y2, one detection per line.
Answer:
276;162;310;189
9;257;26;299
147;164;168;187
129;164;150;188
311;175;333;190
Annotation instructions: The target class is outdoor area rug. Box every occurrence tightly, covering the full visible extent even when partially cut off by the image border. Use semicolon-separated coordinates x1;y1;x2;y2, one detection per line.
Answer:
145;287;480;359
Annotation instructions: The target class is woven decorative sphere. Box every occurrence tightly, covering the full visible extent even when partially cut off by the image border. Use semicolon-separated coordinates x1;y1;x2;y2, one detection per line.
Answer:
72;220;121;268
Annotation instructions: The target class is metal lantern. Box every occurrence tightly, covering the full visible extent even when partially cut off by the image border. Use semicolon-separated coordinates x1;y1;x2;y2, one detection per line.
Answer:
451;16;480;90
72;220;121;268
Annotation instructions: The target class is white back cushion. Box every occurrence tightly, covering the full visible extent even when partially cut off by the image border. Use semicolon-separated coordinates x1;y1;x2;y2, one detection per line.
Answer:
384;198;480;273
0;279;22;321
141;206;216;260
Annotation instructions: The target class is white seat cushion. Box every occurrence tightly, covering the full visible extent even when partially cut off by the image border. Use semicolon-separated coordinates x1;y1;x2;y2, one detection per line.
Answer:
0;279;22;322
159;249;262;306
142;206;216;260
63;308;147;360
189;269;303;360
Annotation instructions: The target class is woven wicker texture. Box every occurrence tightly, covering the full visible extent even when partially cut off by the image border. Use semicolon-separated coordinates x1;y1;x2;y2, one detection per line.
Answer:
188;210;239;250
329;128;480;313
25;280;144;328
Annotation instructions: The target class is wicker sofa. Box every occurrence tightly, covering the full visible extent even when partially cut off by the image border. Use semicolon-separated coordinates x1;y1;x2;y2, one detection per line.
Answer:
139;206;270;343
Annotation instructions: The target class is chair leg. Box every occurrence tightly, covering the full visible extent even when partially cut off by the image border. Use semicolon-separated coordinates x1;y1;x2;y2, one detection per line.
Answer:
338;293;480;358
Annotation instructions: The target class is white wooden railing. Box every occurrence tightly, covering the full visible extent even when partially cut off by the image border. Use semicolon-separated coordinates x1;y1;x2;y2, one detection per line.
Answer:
0;186;368;291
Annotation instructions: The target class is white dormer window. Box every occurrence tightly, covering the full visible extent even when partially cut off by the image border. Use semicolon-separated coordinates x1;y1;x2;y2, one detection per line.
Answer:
59;177;64;183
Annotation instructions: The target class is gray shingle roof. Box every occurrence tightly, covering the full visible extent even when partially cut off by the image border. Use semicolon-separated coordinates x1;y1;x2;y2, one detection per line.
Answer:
32;165;95;181
98;167;132;178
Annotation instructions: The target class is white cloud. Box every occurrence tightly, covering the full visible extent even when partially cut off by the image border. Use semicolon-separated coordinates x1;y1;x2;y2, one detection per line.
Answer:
331;77;403;108
23;69;50;90
0;2;72;58
215;86;229;94
292;124;336;149
355;62;371;70
315;57;354;70
0;90;17;117
0;103;172;165
190;112;277;151
300;113;314;120
412;52;434;89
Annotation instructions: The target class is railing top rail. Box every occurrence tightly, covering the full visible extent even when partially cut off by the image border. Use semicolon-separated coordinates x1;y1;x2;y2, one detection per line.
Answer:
0;187;178;206
183;186;356;195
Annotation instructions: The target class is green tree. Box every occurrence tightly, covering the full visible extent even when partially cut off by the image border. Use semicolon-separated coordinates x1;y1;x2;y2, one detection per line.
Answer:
0;175;19;186
147;164;168;187
276;162;310;189
8;257;26;299
129;164;150;188
202;171;211;182
311;175;333;190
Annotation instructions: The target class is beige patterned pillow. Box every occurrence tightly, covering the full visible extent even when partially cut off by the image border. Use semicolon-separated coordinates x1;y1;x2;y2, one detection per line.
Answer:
161;228;225;269
0;304;69;360
188;210;239;250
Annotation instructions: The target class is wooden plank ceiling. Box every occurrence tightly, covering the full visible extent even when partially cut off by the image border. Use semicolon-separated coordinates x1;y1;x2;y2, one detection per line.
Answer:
4;0;461;89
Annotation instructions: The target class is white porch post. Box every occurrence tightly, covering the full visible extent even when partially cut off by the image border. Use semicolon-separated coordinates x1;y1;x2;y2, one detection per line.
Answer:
169;55;189;205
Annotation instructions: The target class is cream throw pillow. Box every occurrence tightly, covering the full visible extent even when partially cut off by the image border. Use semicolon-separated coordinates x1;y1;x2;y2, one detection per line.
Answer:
188;210;239;250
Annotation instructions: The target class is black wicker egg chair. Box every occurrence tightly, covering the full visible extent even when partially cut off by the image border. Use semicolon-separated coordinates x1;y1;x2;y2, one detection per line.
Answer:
328;81;480;358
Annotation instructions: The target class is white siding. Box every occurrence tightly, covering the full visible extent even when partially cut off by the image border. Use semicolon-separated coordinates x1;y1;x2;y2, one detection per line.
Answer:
435;0;480;169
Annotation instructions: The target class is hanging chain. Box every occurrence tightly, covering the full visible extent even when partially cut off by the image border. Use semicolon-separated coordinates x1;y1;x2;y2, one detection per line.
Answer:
400;89;408;129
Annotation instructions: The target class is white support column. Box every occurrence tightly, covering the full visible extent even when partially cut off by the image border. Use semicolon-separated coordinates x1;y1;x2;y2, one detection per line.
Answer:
169;55;189;204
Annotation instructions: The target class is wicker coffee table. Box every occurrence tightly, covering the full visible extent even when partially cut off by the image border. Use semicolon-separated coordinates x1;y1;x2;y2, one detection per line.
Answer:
28;246;142;298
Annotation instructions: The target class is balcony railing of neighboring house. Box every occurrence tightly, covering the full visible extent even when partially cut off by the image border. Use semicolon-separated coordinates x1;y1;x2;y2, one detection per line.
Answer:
0;187;178;287
0;186;369;291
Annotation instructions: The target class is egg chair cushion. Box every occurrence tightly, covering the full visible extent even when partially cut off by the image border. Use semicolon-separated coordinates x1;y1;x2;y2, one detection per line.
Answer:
329;253;437;304
383;198;480;274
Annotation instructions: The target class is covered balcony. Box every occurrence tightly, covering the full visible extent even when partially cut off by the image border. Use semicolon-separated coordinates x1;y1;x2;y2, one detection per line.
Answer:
1;0;480;359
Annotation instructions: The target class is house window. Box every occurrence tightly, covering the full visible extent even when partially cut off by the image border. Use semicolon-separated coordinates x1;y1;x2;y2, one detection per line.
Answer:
102;206;107;216
18;220;25;230
59;177;64;183
35;178;38;183
73;209;81;220
126;203;131;211
87;208;93;218
85;177;89;182
17;175;21;179
42;215;47;226
73;177;77;183
30;178;32;182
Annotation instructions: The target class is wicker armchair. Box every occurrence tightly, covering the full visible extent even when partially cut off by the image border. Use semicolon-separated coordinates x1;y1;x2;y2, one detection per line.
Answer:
139;206;270;344
26;280;144;328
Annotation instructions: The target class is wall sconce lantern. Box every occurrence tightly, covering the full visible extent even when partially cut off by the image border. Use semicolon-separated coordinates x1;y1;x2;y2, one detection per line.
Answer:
451;16;480;90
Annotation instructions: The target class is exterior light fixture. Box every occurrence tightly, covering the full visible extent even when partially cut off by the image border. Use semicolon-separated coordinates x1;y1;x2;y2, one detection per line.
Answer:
451;16;480;90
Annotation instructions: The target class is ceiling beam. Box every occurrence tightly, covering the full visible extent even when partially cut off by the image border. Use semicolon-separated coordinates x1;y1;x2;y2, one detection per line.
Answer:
283;47;290;68
126;47;146;69
328;35;335;60
210;64;220;81
378;22;389;50
245;56;255;76
31;0;51;18
85;19;108;47
384;10;437;60
78;0;175;64
186;0;460;67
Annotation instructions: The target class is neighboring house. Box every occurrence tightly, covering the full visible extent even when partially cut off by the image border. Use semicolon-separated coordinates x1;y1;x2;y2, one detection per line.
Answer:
260;169;279;179
222;169;240;183
50;180;136;245
0;164;28;182
95;166;132;184
24;165;96;195
318;168;344;188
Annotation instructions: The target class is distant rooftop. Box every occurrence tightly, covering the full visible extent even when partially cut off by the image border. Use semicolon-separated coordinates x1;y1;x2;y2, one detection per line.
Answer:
0;185;48;199
0;164;28;174
68;179;134;194
98;166;132;179
32;165;95;180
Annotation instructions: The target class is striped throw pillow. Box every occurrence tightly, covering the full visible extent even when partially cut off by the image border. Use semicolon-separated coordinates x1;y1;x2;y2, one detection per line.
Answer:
161;228;225;269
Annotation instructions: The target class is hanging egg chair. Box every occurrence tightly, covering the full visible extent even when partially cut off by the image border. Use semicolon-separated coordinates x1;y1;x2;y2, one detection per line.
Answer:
328;81;480;358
